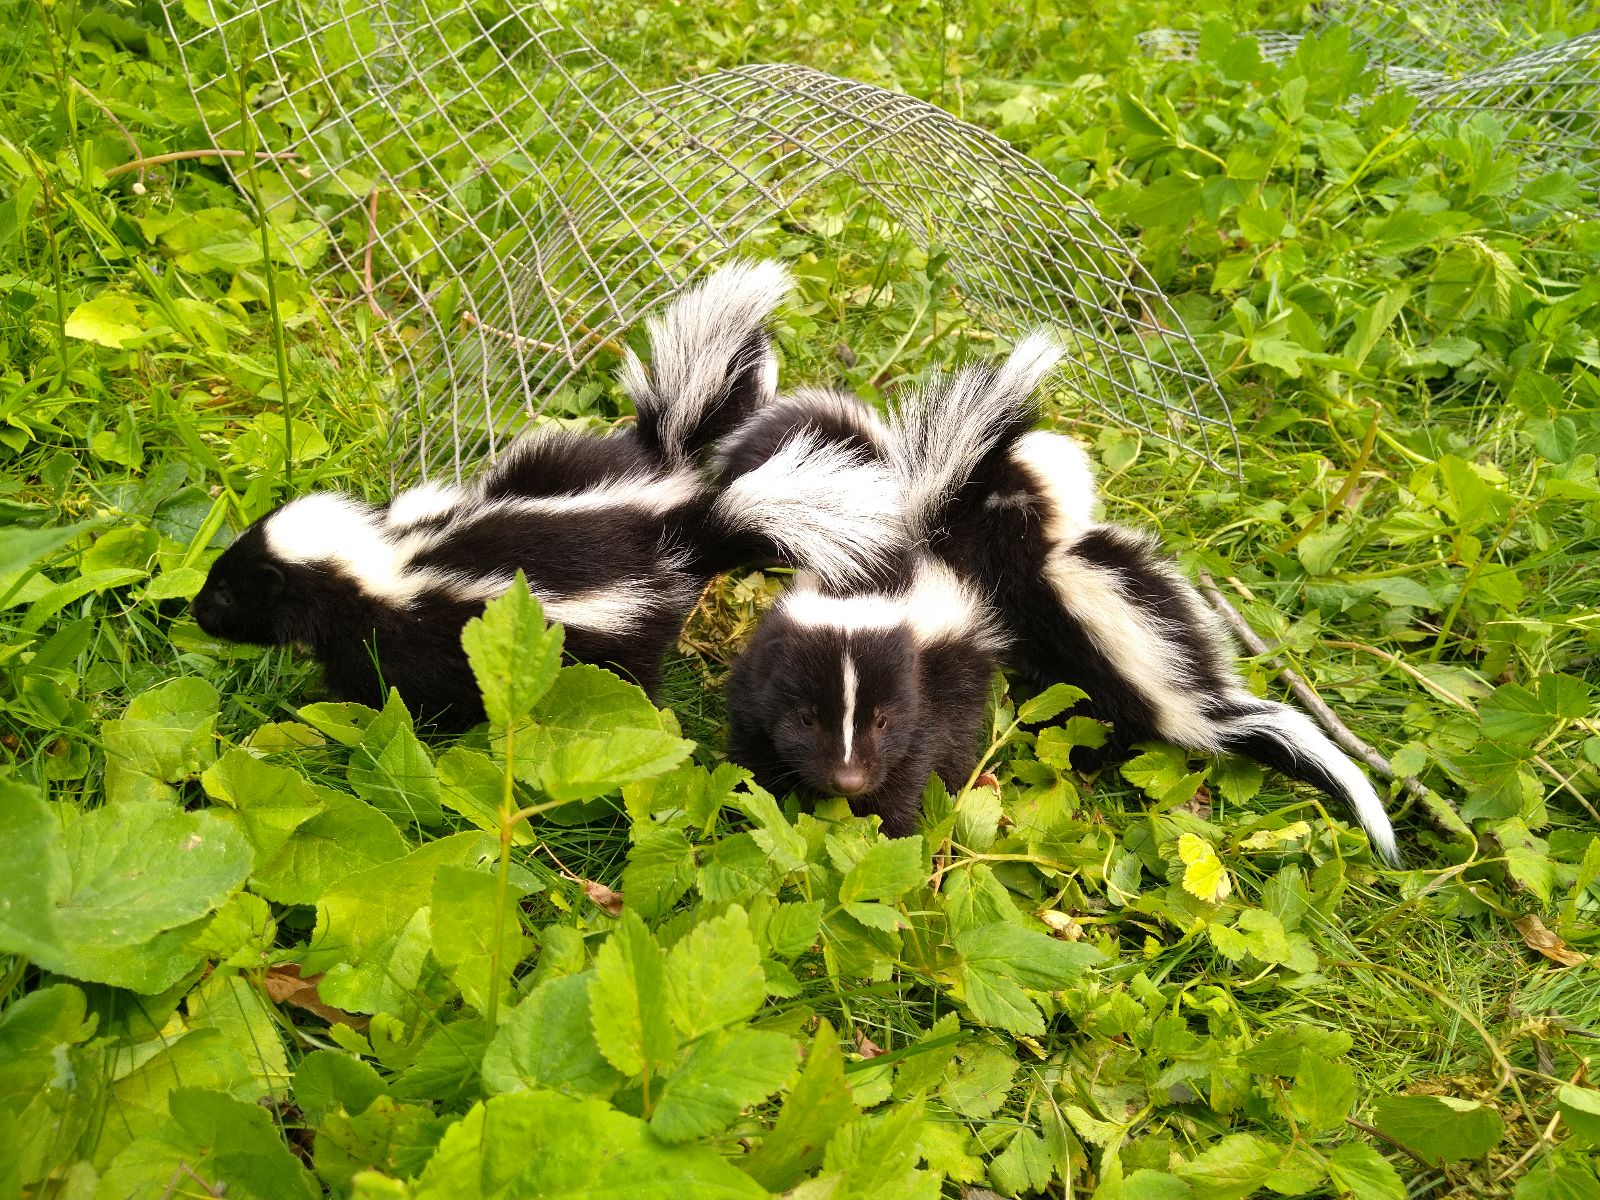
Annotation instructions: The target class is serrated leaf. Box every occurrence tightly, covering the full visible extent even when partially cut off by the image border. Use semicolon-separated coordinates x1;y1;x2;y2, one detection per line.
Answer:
838;836;925;904
1173;1133;1283;1200
651;1027;798;1142
1018;684;1088;724
201;749;325;864
1178;833;1232;903
1121;744;1207;805
349;689;443;825
101;676;219;804
461;573;562;727
437;747;533;845
1556;1084;1600;1146
520;666;693;801
744;1020;857;1190
0;784;251;993
622;825;697;921
953;922;1100;1035
430;865;529;1013
589;910;676;1078
1371;1094;1504;1165
1327;1141;1405;1200
664;905;765;1040
482;972;621;1099
1291;1049;1356;1133
1512;1164;1600;1200
251;788;408;905
412;1092;766;1199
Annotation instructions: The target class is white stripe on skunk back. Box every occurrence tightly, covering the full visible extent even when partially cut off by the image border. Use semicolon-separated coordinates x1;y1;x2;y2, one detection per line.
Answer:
1010;431;1099;542
618;259;791;462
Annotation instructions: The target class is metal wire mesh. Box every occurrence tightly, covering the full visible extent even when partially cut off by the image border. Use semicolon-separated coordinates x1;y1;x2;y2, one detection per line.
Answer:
162;0;1236;484
1138;1;1596;82
1407;30;1600;192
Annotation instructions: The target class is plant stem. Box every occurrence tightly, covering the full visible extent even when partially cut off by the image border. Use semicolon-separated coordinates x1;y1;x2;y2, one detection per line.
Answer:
486;720;516;1031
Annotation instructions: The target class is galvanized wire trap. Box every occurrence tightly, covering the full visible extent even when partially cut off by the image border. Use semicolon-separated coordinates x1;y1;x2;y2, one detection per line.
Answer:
162;0;1237;485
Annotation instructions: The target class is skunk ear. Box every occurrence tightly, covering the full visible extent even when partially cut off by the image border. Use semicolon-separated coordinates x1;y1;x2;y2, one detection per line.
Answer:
259;561;285;599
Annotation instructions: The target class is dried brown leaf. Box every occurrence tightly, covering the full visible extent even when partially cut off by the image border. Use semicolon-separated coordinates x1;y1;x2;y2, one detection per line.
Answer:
260;964;369;1030
1513;914;1586;968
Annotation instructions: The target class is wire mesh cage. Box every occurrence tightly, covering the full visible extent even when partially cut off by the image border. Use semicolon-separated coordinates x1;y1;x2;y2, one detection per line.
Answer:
1407;30;1600;192
1138;1;1597;84
161;0;1236;485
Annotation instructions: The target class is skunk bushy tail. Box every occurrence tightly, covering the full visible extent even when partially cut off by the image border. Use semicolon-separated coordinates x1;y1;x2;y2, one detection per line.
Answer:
887;331;1062;538
693;429;902;587
620;260;790;467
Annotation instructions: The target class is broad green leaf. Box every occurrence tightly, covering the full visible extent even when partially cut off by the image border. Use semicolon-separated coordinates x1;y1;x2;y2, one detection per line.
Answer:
96;1029;260;1169
96;1087;319;1200
1018;683;1088;725
651;1027;798;1142
293;1050;388;1125
0;785;251;993
187;974;291;1100
1556;1084;1600;1146
765;900;824;958
101;676;219;804
744;1020;857;1190
1327;1142;1404;1200
461;573;562;727
1290;1049;1356;1133
622;825;697;920
349;689;444;826
589;910;677;1078
1173;1133;1283;1200
664;905;766;1040
430;865;530;1013
1371;1094;1505;1165
201;749;324;864
1513;1165;1600;1200
64;292;145;346
482;972;621;1099
521;666;693;801
1178;833;1232;903
953;922;1100;1034
412;1092;767;1199
990;1127;1055;1195
1122;744;1208;806
313;1093;451;1192
0;521;91;580
251;787;408;905
821;1093;928;1194
438;747;533;845
303;832;495;1013
838;836;925;904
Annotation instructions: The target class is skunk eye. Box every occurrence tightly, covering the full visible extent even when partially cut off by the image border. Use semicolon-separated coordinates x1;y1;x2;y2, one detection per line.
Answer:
874;711;888;731
798;711;815;729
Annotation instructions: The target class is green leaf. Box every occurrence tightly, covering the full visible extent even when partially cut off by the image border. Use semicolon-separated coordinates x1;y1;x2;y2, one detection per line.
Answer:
744;1020;857;1190
187;973;291;1099
250;787;408;905
461;572;562;727
481;972;621;1099
1290;1049;1356;1133
1018;683;1088;725
438;747;534;845
953;922;1100;1034
1371;1094;1505;1165
1513;1164;1600;1200
100;676;219;804
589;910;677;1078
349;690;444;825
838;836;925;904
1178;833;1232;903
200;749;324;864
1122;744;1208;806
1556;1084;1600;1146
412;1092;767;1199
293;1049;387;1125
1173;1133;1283;1200
64;293;145;347
1327;1142;1405;1200
521;666;694;801
651;1027;798;1142
0;520;92;579
990;1127;1056;1195
430;865;529;1013
96;1087;319;1200
0;785;251;993
622;825;697;921
664;905;766;1040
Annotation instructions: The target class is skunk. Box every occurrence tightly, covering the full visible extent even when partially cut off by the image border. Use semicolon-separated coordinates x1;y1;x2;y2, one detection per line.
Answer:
726;558;1003;836
722;379;1012;835
899;337;1402;865
193;261;901;729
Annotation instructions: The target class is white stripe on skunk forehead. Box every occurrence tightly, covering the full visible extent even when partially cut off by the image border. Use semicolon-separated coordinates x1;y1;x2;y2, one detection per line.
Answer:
385;482;466;528
841;653;858;762
778;585;907;633
263;493;416;600
1011;431;1098;542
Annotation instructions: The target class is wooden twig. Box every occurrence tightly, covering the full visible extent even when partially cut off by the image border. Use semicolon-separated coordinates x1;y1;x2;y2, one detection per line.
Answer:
71;79;145;191
459;311;566;354
362;188;385;318
1197;570;1475;848
103;148;301;179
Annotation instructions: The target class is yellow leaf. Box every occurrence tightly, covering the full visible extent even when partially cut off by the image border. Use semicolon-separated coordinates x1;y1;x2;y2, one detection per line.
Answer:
1178;833;1232;903
1241;821;1313;850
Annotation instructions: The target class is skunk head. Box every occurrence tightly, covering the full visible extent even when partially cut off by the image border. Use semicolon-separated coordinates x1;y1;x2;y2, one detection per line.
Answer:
732;573;948;802
193;494;393;646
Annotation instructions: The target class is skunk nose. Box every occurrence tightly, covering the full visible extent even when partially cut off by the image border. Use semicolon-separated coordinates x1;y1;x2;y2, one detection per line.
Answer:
831;767;868;796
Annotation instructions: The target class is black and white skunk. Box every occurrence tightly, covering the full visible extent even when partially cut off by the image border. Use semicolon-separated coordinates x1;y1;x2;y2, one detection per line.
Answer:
899;337;1402;865
722;379;1012;836
192;262;901;729
719;335;1400;862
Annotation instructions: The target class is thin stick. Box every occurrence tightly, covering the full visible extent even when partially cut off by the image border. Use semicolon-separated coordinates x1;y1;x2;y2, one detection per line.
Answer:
460;311;565;354
1197;571;1474;846
362;188;385;318
1274;401;1380;554
71;79;143;188
103;148;300;178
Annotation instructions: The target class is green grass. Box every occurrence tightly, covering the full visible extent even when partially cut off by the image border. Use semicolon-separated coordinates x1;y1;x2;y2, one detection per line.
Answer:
2;1;1598;1198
